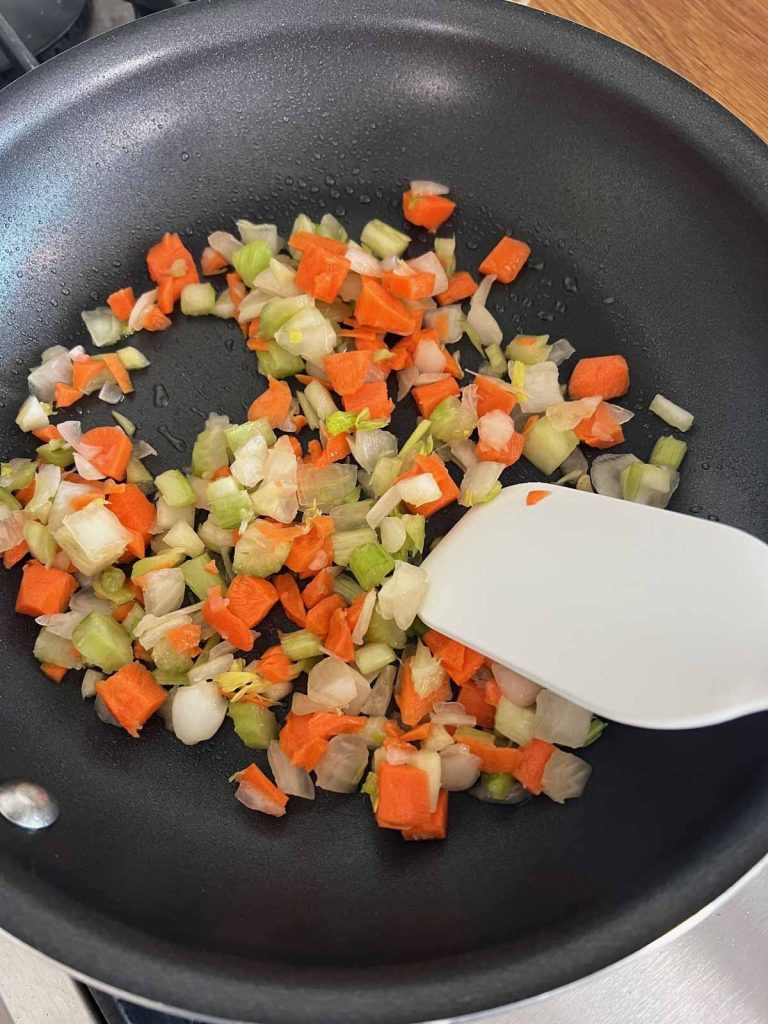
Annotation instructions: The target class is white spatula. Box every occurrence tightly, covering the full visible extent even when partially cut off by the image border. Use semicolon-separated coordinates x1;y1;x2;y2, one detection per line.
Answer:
419;483;768;729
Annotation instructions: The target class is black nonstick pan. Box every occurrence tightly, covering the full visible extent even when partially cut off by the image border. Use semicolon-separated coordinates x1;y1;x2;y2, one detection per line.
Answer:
0;1;766;1022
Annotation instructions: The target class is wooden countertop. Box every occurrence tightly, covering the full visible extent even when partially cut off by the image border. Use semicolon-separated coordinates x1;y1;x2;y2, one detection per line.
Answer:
528;0;768;141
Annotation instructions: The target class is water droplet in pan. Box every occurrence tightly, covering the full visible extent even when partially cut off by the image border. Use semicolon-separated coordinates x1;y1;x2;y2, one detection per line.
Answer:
158;425;186;452
153;384;169;408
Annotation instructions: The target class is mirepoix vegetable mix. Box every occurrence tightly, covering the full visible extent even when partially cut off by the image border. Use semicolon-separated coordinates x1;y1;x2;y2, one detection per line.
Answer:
2;179;694;839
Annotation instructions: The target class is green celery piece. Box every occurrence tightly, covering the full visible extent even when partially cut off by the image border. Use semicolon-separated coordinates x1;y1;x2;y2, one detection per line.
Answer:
232;240;272;287
0;488;21;511
649;435;687;471
207;476;252;529
1;460;35;492
483;772;514;801
454;726;494;745
621;462;673;506
181;553;225;599
354;642;396;676
126;457;153;488
154;670;189;687
153;637;194;674
325;411;358;437
584;717;607;747
429;396;475;443
401;514;425;555
348;542;395;590
332;572;364;603
111;411;135;436
317;212;348;242
155;469;196;508
122;603;145;636
406;616;429;639
361;770;379;810
360;219;410;259
398;419;432;460
368;456;403;498
260;294;314;339
72;613;132;673
505;334;551;365
180;282;216;316
234;524;291;577
93;576;135;605
225;418;276;455
36;440;74;467
331;526;377;567
99;566;126;595
23;521;56;566
280;629;325;661
434;236;456;278
485;346;507;376
257;340;305;379
191;424;229;478
288;213;317;260
330;499;375;532
116;346;149;370
523;418;579;475
229;703;278;749
131;549;185;581
33;627;82;669
364;607;407;649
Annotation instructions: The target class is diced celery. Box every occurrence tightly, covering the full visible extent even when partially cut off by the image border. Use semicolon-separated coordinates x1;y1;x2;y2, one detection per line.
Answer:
260;294;314;339
454;726;494;745
305;379;338;420
429;396;475;443
620;462;676;508
649;394;694;432
398;419;432;461
584;717;606;746
364;607;407;649
401;514;425;556
229;702;278;749
325;411;358;437
72;613;132;673
121;604;144;636
360;219;410;259
234;523;291;577
99;566;126;595
297;391;320;430
232;240;272;287
116;346;149;370
212;290;236;319
483;772;514;801
349;542;395;590
505;334;551;365
93;575;134;605
495;695;536;746
332;572;364;603
164;521;205;557
225;418;276;455
181;552;225;598
354;642;396;676
155;497;194;534
1;460;36;492
33;628;83;669
154;670;189;687
207;476;252;529
257;340;305;379
523;418;579;475
130;548;185;580
317;212;348;242
111;411;135;436
368;456;403;498
434;236;456;278
191;422;229;478
36;440;74;467
361;770;379;810
0;488;21;511
153;637;194;674
22;521;55;567
331;499;375;532
126;457;153;488
407;616;429;639
81;307;124;347
281;629;325;661
197;517;234;552
649;436;687;471
155;469;196;508
289;213;317;259
180;282;216;316
332;526;377;566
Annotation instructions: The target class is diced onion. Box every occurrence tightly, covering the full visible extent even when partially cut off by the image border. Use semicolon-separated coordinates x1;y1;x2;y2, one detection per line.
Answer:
98;381;124;404
380;516;407;554
348;429;398;473
439;743;482;791
410;180;450;196
171;681;226;745
491;662;542;707
548;338;575;366
15;396;50;433
127;289;158;332
590;453;641;498
396;367;420;400
520;361;563;414
407;251;448;295
414;340;446;375
28;350;73;402
541;748;592;803
268;740;315;799
397;473;440;507
535;690;592;747
142;567;186;617
235;778;286;817
467;275;502;347
430;701;476;727
377;561;428;630
208;230;242;262
344;242;383;276
606;403;634;425
478;410;515;449
307;657;361;709
546;396;601;432
351;589;377;645
315;734;369;793
459;461;504;504
0;510;27;553
360;664;396;716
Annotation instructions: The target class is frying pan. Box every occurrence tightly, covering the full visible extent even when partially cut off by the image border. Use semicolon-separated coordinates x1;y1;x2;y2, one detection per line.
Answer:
0;1;766;1021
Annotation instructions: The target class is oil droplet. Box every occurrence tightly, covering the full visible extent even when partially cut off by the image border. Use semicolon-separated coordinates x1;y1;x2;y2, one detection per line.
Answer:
563;276;578;292
689;505;703;513
153;384;169;408
465;240;479;251
555;300;567;314
707;513;720;521
225;336;235;352
528;260;544;272
701;462;710;470
537;310;554;322
181;151;189;161
603;296;616;305
158;425;186;452
61;287;70;296
324;174;336;186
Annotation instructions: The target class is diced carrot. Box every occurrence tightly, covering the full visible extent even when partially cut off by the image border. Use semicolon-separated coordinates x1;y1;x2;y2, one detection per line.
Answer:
305;432;351;467
132;640;152;662
40;663;67;683
513;738;555;795
401;788;448;840
253;521;307;545
342;381;394;421
95;662;166;738
78;426;133;480
285;515;334;577
122;530;146;561
247;375;292;427
226;576;278;628
479;236;531;283
31;425;62;443
344;591;368;634
146;232;199;309
460;733;524;774
441;347;462;379
484;677;501;707
247;336;269;352
3;539;29;570
436;271;477;306
16;561;77;617
526;489;551;506
323;350;373;396
395;657;452;726
141;305;172;332
573;400;625;448
101;353;134;395
324;607;355;662
400;723;431;743
202;585;254;652
279;711;364;766
376;762;432;830
165;623;203;656
156;277;177;316
295;247;350;303
235;763;288;810
423;630;486;686
70;492;102;512
476;432;525;466
107;287;136;321
302;568;335;609
475;375;517;418
54;382;84;408
355;278;420;336
305;593;346;639
72;357;109;393
568;355;630;401
273;573;307;627
395;453;460;518
457;681;496;729
402;190;456;232
411;377;460;417
112;601;135;623
15;481;36;507
227;272;246;308
204;559;219;575
201;246;229;275
292;415;307;432
253;645;299;684
288;232;346;256
381;269;435;300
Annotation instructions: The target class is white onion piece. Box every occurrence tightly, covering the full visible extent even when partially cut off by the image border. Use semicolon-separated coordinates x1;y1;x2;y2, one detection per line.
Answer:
380;516;407;554
365;483;404;529
590;453;641;498
290;692;331;716
541;748;592;803
413;372;450;386
15;396;50;433
35;610;85;639
423;723;454;752
535;690;592;748
307;657;361;709
491;662;541;707
379;254;399;272
344;242;382;276
26;463;61;518
263;680;293;702
268;740;315;799
377;561;428;631
315;734;369;793
351;589;377;645
231;434;268;488
81;669;104;700
459;461;504;504
360;664;396;716
606;403;634;425
546;396;602;432
425;304;462;344
98;381;124;405
94;694;120;727
396;367;420;401
135;605;204;651
28;350;73;402
520;362;563;414
410;640;447;699
208;230;242;262
171;681;226;745
548;338;576;366
410;179;450;196
559;448;588;479
478;410;515;449
235;778;286;817
450;438;478;471
440;744;482;791
128;289;158;332
407;251;448;295
237;221;281;252
132;440;158;460
397;473;440;507
430;701;476;727
348;429;398;473
74;453;105;480
413;340;446;375
142;567;186;617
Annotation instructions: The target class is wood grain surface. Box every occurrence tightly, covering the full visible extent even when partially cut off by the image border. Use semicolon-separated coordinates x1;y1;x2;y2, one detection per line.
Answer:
528;0;768;141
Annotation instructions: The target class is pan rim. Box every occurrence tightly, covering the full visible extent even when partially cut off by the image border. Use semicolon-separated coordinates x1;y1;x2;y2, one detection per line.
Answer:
0;1;766;1021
